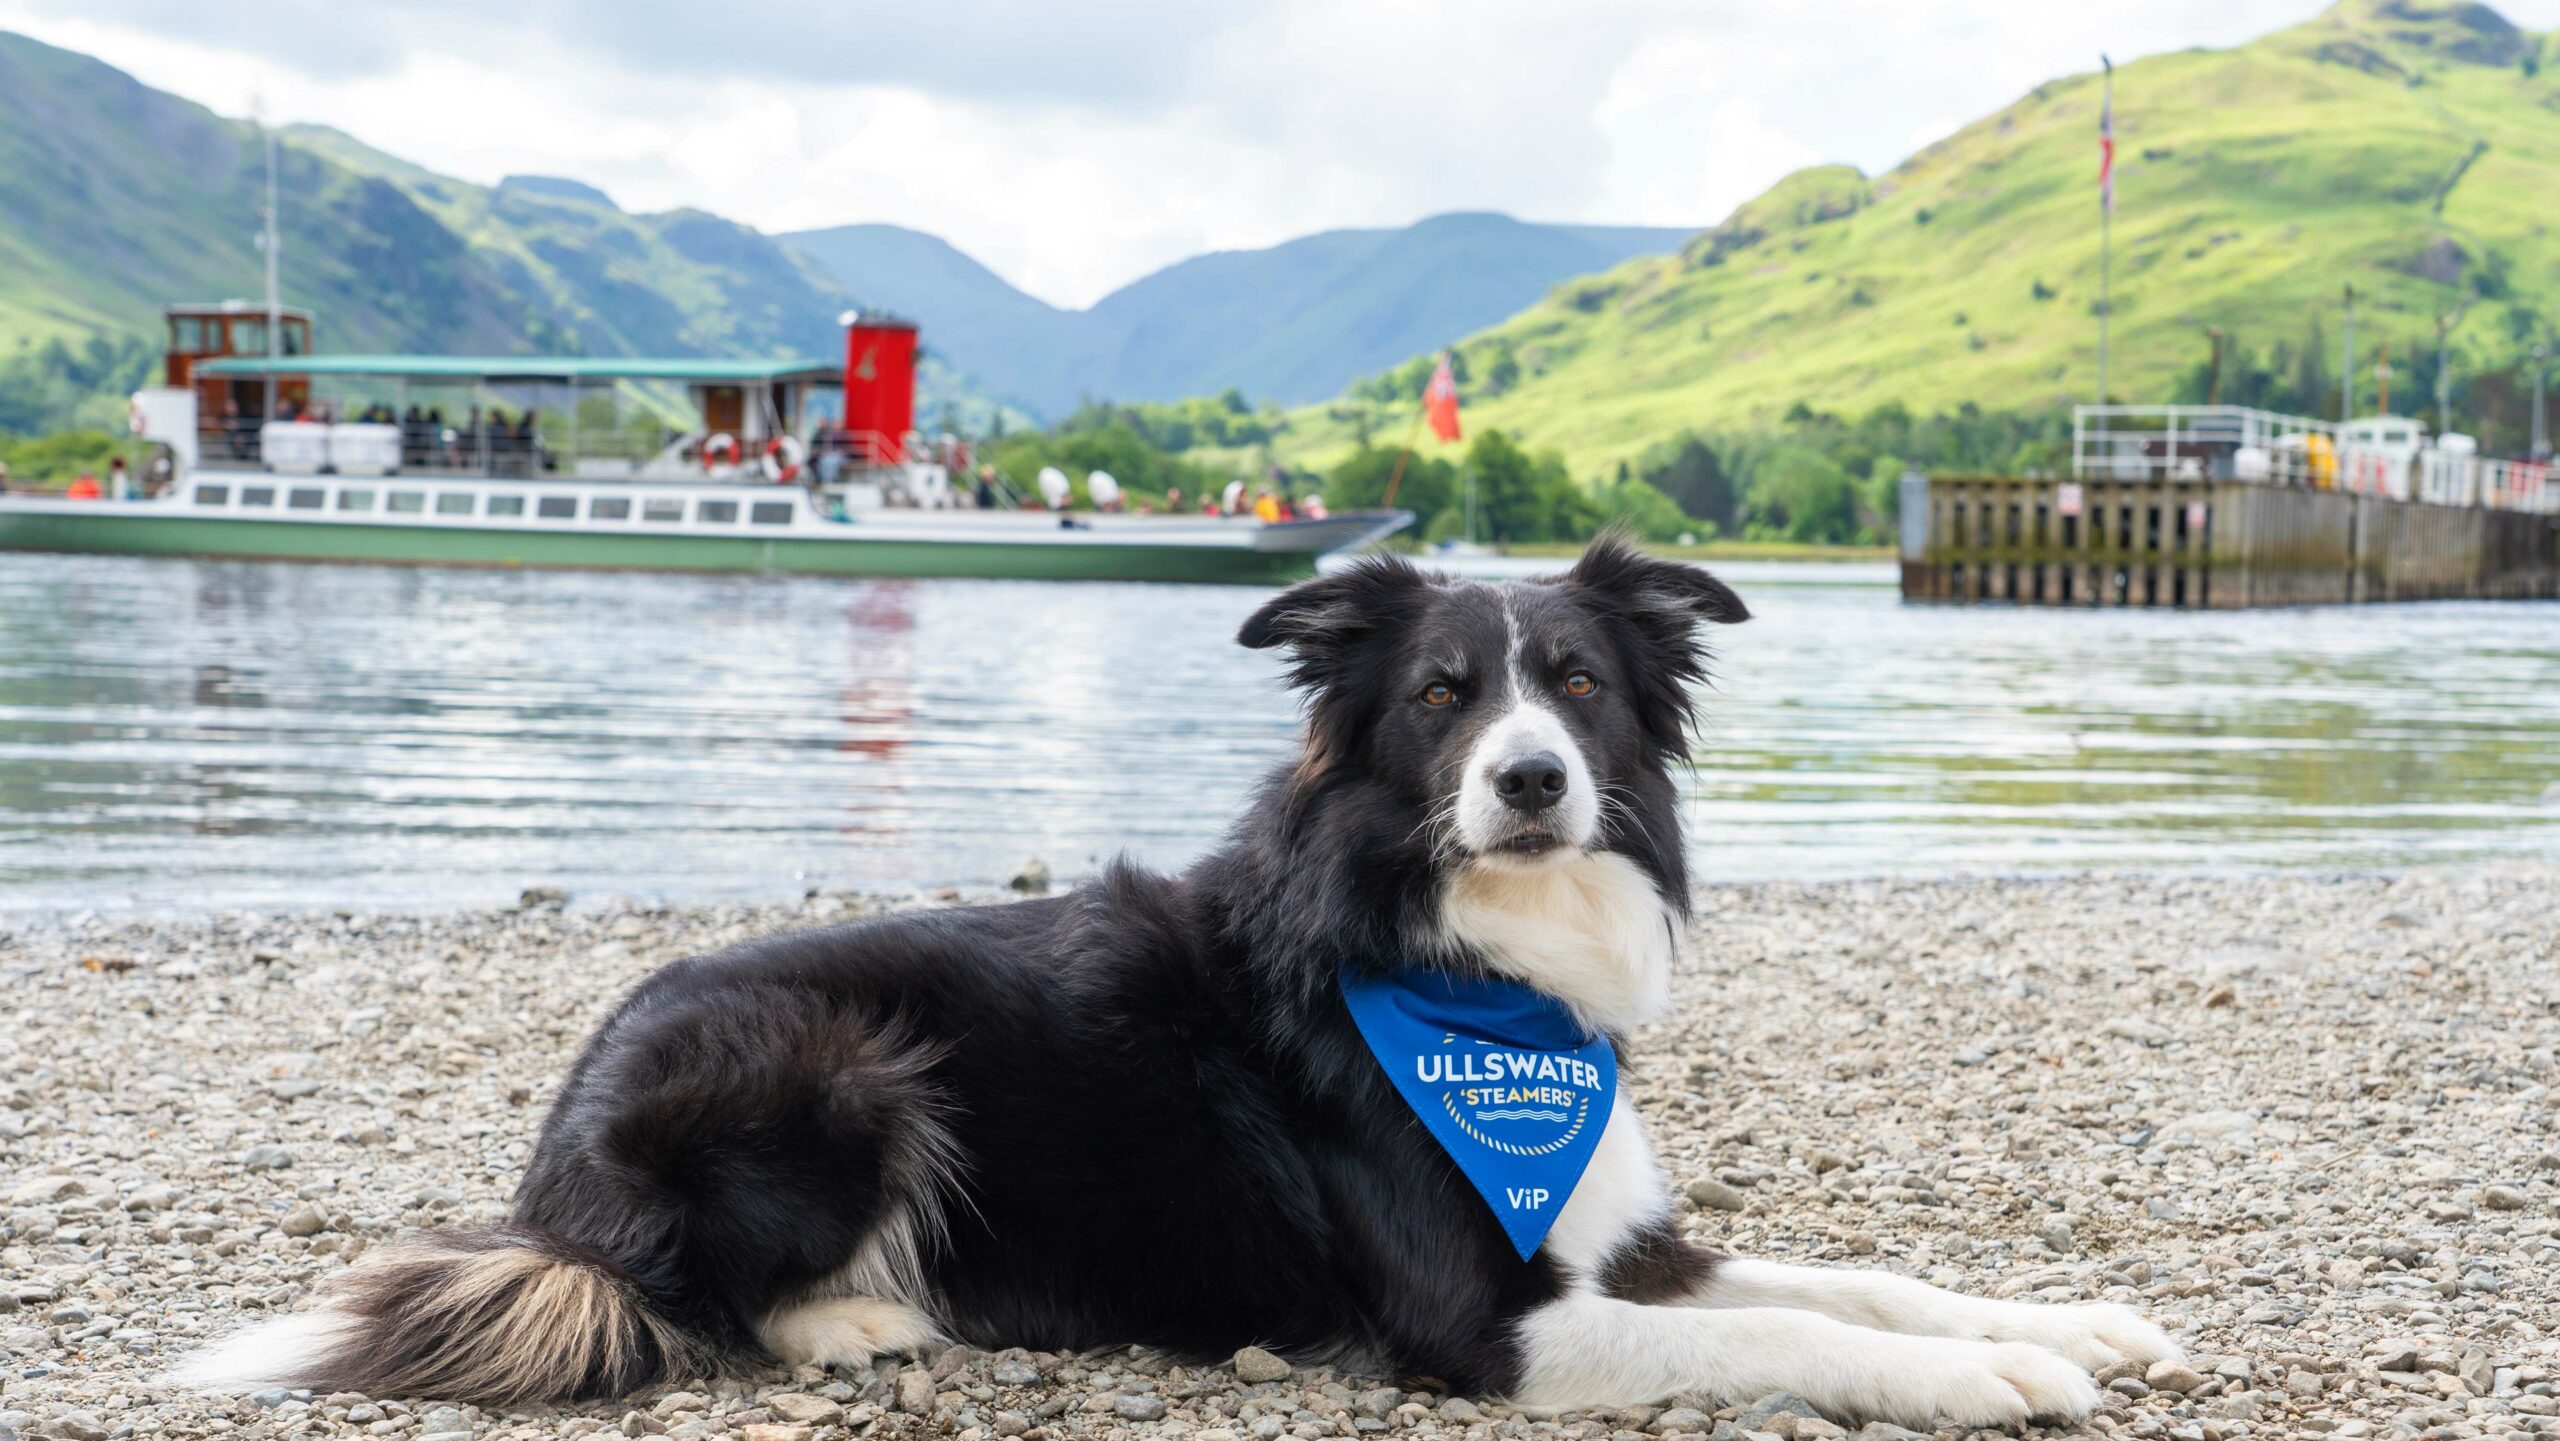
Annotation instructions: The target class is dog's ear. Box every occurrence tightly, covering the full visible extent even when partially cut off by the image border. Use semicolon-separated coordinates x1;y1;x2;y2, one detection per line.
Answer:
1552;531;1746;759
1559;530;1749;630
1239;554;1432;686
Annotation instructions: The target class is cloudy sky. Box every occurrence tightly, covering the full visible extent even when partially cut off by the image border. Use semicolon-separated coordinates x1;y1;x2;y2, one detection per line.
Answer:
7;0;2558;307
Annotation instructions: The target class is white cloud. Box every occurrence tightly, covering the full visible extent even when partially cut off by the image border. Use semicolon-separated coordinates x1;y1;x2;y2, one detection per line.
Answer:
7;0;2560;306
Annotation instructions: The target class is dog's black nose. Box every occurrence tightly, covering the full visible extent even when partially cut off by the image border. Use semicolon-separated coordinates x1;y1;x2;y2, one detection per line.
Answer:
1494;752;1568;814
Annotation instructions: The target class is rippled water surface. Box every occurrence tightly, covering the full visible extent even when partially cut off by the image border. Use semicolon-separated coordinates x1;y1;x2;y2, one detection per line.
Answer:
3;553;2555;912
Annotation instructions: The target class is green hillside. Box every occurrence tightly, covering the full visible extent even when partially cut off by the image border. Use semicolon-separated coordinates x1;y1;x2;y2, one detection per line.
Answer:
782;213;1692;417
0;31;988;434
1258;0;2560;479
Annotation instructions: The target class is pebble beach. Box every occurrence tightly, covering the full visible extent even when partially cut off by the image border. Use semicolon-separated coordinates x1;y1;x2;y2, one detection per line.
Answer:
3;867;2556;1441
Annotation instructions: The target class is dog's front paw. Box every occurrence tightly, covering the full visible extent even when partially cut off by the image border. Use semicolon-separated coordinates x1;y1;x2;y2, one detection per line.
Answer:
1869;1338;2102;1431
1975;1301;2181;1373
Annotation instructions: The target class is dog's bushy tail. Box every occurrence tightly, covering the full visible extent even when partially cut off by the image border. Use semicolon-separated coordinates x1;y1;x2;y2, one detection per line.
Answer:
174;1226;702;1404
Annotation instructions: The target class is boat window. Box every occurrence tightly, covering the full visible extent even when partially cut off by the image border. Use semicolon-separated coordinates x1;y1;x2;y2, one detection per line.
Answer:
642;498;685;523
287;487;325;510
337;489;377;512
697;500;739;523
486;494;526;517
537;495;578;519
435;492;475;515
750;501;794;525
387;491;426;514
193;485;231;506
589;497;631;521
239;486;275;508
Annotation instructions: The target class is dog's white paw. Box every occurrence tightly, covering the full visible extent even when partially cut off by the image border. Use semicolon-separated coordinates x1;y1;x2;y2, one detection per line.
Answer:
1862;1337;2103;1430
1973;1300;2181;1373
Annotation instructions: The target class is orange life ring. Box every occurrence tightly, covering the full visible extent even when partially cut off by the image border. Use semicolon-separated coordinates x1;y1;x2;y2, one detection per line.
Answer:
702;432;740;471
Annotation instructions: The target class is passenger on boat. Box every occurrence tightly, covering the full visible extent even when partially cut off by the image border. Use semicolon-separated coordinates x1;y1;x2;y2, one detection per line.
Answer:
1164;486;1184;515
67;473;102;499
1252;487;1282;523
0;459;12;491
107;456;130;499
974;465;999;510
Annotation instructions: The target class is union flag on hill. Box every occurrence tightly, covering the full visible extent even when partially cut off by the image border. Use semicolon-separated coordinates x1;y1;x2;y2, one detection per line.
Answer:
1423;352;1462;442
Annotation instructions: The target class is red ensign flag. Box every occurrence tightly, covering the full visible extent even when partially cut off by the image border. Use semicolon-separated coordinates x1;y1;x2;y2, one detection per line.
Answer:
1424;352;1462;442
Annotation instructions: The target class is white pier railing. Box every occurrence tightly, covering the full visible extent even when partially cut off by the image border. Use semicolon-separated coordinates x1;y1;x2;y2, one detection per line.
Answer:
2072;405;2557;515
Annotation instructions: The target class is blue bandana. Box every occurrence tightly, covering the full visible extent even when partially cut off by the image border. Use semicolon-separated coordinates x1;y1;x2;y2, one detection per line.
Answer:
1338;965;1617;1260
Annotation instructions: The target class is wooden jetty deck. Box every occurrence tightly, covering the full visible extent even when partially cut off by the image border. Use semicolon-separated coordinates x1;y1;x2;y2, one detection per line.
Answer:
1900;407;2559;608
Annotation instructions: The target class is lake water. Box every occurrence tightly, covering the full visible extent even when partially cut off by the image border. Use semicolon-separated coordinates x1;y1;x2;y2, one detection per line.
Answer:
3;553;2555;914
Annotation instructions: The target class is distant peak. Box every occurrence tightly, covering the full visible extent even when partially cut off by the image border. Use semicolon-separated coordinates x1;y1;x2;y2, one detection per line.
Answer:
2294;0;2527;68
497;174;619;210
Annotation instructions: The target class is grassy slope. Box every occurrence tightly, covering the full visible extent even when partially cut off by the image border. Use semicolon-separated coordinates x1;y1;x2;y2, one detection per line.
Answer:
1250;0;2560;479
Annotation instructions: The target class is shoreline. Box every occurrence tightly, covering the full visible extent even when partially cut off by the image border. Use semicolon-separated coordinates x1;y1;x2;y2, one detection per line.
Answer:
3;867;2556;1441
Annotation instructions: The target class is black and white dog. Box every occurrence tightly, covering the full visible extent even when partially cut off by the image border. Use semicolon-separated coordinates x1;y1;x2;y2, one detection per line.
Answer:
184;538;2175;1429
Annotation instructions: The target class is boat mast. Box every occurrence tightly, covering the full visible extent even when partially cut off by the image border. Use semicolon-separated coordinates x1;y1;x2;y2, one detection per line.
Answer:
256;108;283;427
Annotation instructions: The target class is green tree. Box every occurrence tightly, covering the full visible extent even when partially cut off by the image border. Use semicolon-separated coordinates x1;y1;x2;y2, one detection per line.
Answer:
1748;445;1859;542
1644;436;1738;530
1326;444;1457;523
1595;467;1693;541
1465;429;1593;542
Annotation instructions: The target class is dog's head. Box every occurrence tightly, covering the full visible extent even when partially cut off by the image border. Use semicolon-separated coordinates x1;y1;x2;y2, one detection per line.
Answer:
1239;534;1747;911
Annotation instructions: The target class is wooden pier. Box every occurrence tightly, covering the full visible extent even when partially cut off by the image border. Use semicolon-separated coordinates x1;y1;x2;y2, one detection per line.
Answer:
1900;407;2560;608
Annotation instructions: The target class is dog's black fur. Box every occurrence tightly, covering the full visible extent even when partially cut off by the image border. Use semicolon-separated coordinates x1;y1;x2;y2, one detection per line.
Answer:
208;536;1750;1403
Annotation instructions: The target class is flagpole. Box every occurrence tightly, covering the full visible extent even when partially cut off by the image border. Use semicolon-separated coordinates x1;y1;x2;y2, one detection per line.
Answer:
1381;403;1426;509
2097;54;2114;408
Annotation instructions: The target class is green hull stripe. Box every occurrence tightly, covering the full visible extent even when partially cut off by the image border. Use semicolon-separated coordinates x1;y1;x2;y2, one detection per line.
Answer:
0;513;1318;585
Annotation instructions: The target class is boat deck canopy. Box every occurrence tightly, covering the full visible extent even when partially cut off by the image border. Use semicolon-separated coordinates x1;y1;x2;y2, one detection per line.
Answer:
195;354;841;385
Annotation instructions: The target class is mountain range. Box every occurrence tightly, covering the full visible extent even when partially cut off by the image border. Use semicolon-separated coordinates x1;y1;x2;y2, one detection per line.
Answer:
779;215;1691;417
1253;0;2560;477
0;27;1689;436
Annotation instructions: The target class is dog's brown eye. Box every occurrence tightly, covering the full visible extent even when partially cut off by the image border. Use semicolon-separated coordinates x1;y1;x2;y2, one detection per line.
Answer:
1564;672;1597;698
1421;682;1455;707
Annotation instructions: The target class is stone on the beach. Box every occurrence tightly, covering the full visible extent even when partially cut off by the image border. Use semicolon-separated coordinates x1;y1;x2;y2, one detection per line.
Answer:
1114;1394;1168;1422
764;1394;841;1424
991;1357;1044;1386
2102;1017;2173;1045
895;1369;936;1414
1008;858;1052;894
1232;1345;1290;1382
518;886;568;909
1738;1393;1826;1430
1686;1177;1747;1211
2479;1183;2529;1210
278;1201;331;1237
240;1143;296;1172
2157;1109;2253;1144
2146;1360;2208;1394
8;1177;82;1205
737;1426;811;1441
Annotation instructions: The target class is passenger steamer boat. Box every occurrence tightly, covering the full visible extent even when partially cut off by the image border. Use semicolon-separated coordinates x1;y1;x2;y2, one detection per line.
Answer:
0;305;1408;585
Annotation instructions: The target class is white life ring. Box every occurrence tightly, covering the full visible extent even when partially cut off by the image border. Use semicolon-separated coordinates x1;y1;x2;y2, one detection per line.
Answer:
702;432;740;472
762;434;807;484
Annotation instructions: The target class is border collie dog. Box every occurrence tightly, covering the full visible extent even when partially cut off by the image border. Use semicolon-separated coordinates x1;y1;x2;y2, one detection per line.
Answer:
183;538;2176;1429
